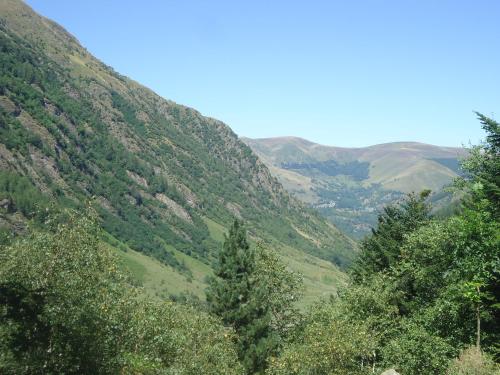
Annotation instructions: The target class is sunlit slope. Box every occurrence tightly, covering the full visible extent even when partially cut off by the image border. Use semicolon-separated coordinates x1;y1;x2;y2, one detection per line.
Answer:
110;216;346;305
0;0;355;301
244;137;466;194
244;137;466;238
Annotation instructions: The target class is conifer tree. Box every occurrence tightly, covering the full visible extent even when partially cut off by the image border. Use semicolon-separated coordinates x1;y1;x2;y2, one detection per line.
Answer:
206;220;277;374
461;112;500;218
351;190;432;283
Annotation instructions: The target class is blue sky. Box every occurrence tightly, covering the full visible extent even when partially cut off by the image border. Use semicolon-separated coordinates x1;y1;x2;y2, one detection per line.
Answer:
27;0;499;147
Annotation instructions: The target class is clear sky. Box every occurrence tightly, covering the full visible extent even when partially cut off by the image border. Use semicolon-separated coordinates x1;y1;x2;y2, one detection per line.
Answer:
27;0;499;147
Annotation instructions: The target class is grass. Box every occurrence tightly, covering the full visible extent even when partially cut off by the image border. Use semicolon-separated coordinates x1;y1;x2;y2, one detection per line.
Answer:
107;216;348;307
377;159;456;193
112;244;208;300
203;216;227;243
204;216;350;306
277;243;348;306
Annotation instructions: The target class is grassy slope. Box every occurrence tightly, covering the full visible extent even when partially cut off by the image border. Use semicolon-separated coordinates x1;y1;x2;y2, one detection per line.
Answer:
244;137;466;194
112;215;346;305
362;149;460;192
114;245;210;300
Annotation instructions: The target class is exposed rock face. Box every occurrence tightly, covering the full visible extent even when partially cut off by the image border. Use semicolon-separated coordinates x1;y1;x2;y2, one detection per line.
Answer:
155;193;192;223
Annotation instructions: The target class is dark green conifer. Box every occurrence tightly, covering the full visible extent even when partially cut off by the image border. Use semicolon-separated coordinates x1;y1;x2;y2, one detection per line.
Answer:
207;220;277;374
351;190;432;283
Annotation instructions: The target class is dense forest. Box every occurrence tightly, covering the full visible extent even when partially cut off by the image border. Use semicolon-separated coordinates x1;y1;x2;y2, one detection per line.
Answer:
0;115;498;374
281;159;371;180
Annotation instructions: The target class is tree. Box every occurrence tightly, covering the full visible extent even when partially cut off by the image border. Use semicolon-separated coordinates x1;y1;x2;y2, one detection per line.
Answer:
207;220;296;373
460;113;500;218
266;302;377;375
0;210;130;373
351;190;432;283
254;243;303;344
458;113;500;355
382;322;455;375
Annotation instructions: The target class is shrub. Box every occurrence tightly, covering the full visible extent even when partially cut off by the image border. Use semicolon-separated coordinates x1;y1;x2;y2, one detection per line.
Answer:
446;347;500;375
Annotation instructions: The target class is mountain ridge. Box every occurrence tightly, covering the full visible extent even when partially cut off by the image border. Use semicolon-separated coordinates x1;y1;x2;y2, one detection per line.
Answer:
0;0;354;300
243;136;466;191
245;136;462;149
243;136;467;238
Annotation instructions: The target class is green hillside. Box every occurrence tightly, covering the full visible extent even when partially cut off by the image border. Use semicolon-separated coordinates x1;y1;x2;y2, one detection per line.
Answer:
244;137;467;238
0;0;354;300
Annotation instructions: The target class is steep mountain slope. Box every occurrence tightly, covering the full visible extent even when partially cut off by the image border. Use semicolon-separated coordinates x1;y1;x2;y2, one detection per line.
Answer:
244;136;467;238
0;0;355;299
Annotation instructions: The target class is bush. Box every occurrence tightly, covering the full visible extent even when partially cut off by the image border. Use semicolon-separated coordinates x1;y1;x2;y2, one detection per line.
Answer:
0;211;129;373
446;347;500;375
266;303;377;375
382;323;455;375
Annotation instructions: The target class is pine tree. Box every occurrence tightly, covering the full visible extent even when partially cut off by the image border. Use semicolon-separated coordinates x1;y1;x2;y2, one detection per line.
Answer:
461;113;500;218
206;220;277;374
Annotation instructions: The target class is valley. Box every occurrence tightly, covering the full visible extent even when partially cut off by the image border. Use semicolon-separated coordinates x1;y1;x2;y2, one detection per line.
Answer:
244;137;467;238
0;1;498;373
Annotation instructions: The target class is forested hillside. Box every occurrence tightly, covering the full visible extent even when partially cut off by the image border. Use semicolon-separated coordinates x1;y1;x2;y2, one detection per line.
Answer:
0;0;355;300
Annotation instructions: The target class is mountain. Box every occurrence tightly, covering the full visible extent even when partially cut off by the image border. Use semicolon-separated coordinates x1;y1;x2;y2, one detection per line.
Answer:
0;0;355;301
243;136;467;238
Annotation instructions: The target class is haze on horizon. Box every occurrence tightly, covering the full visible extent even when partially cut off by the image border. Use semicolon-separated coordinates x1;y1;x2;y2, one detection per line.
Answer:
27;0;500;148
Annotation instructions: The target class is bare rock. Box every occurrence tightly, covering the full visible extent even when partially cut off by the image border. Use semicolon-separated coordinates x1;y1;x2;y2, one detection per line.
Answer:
0;198;10;209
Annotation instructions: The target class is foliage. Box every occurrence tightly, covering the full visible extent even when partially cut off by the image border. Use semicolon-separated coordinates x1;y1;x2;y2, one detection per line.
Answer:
459;113;499;219
351;190;432;282
254;243;304;343
446;347;500;375
335;275;402;346
207;221;303;373
0;210;242;374
266;303;377;375
121;301;243;375
381;322;455;375
0;171;51;223
207;220;276;373
0;210;130;373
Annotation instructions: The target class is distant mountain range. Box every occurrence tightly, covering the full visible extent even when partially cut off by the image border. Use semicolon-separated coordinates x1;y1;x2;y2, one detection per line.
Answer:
0;0;355;302
243;137;467;238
